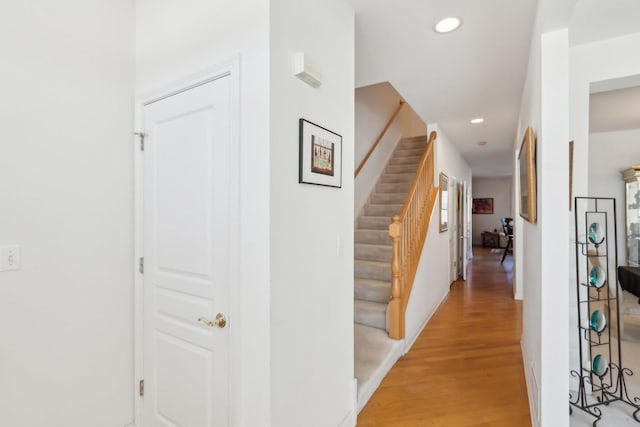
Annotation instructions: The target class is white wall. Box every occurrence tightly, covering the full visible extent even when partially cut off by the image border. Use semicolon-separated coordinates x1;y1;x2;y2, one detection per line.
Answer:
568;31;640;401
516;5;571;423
571;33;640;203
515;21;542;420
269;1;355;426
404;124;472;349
354;82;426;216
589;129;640;265
136;1;272;425
472;177;513;246
0;1;135;426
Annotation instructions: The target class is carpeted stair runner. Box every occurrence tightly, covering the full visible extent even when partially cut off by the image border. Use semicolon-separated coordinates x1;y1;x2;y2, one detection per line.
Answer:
354;135;429;333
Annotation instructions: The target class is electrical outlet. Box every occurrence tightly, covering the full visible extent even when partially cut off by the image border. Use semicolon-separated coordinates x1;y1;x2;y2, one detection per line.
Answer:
0;245;21;272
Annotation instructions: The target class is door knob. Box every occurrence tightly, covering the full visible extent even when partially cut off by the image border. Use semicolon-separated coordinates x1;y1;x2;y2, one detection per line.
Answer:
197;313;227;328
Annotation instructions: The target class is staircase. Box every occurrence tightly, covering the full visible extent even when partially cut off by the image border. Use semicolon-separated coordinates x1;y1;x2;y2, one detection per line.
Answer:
354;135;429;334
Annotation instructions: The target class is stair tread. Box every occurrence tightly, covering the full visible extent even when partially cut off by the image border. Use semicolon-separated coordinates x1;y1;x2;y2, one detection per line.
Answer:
355;259;390;267
394;149;424;155
371;192;406;197
354;243;392;249
354;222;391;231
382;172;414;176
355;278;391;288
354;299;388;311
400;137;427;142
392;155;421;159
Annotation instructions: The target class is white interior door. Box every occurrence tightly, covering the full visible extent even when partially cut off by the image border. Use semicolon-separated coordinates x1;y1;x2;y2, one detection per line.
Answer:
142;75;232;427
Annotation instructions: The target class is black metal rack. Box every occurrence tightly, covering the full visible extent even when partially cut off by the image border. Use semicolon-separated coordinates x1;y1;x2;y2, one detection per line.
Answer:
570;197;640;426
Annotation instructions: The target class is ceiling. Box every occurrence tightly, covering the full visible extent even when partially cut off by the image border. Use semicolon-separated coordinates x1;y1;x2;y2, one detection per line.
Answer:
590;85;640;133
347;0;539;177
569;0;640;46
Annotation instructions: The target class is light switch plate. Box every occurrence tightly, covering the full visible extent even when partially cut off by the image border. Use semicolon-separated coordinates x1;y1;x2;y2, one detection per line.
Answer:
0;245;21;271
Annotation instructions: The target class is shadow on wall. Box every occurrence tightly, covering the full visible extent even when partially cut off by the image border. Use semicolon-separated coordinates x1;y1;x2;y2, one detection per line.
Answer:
354;81;427;216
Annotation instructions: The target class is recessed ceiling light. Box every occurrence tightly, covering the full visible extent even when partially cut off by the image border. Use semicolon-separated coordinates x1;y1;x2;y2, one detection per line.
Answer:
478;141;488;146
470;118;484;124
434;17;461;34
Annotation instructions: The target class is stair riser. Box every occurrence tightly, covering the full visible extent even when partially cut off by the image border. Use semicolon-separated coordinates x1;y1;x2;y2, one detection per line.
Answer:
370;192;405;204
377;182;411;193
355;230;391;245
385;164;419;174
354;305;387;330
394;148;424;158
389;156;421;166
355;245;392;262
379;173;414;184
364;204;402;217
400;135;428;142
355;262;391;281
357;216;390;230
354;286;390;303
398;140;427;150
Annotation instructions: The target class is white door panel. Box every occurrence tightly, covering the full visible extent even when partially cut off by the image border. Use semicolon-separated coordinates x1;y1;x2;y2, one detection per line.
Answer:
143;76;231;427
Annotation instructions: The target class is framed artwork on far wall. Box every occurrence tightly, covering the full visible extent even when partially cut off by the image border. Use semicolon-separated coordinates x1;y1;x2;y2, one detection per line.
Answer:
299;118;342;188
518;126;537;223
472;198;494;214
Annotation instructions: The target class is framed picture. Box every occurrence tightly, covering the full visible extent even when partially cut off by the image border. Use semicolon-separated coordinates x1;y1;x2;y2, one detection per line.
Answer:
439;172;449;232
299;118;342;188
472;198;494;214
518;127;537;223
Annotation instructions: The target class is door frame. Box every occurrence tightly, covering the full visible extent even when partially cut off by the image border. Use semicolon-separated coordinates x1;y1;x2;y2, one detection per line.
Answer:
448;175;458;284
133;56;240;427
456;181;468;280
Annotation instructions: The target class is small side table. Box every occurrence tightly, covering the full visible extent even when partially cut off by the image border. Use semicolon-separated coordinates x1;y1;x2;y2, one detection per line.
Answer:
482;232;500;248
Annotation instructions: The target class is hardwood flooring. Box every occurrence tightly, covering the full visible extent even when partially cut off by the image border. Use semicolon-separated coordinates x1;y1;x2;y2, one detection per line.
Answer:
357;247;531;426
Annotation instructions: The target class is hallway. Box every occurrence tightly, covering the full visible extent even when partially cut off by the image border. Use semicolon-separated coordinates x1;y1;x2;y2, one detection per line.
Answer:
357;247;531;426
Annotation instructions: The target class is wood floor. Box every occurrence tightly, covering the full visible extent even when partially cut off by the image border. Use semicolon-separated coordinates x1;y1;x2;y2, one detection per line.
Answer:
357;247;531;427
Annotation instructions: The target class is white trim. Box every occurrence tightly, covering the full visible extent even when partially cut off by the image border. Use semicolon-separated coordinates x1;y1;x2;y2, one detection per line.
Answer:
133;94;144;427
339;381;357;427
133;55;241;427
403;288;449;354
521;340;540;427
338;409;356;427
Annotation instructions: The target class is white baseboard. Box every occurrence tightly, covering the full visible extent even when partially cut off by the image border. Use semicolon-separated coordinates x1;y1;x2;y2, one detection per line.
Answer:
338;408;356;427
403;288;449;354
521;340;539;427
337;378;357;427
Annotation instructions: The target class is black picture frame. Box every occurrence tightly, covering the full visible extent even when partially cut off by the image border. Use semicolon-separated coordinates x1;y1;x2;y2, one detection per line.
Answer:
299;119;342;188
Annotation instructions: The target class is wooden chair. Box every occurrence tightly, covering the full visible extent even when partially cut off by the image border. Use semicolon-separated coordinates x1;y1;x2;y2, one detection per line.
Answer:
501;217;514;264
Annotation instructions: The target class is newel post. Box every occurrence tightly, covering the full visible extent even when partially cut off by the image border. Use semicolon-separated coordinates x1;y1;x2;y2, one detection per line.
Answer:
388;215;404;339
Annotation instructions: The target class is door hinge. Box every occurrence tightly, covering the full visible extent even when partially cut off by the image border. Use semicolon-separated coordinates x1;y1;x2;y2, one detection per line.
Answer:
139;257;144;274
139;379;144;397
135;132;146;151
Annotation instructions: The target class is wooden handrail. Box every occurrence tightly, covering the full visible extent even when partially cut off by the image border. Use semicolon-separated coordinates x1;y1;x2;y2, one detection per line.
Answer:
388;131;438;339
355;100;405;177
